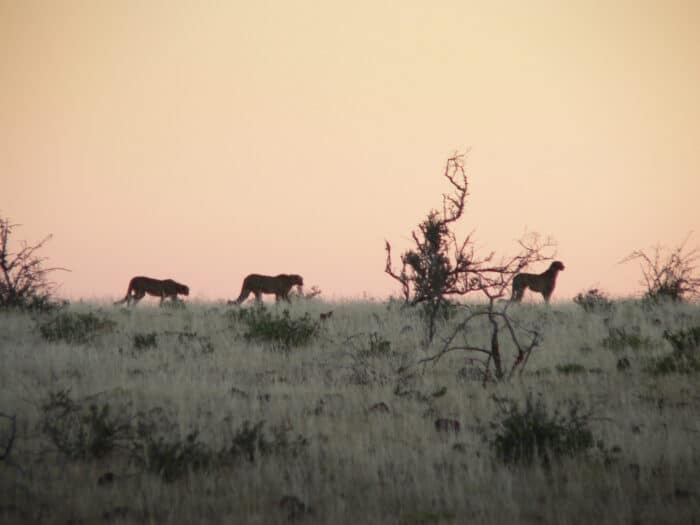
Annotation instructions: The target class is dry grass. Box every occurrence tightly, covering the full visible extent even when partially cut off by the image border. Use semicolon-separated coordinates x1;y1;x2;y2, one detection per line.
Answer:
1;298;699;524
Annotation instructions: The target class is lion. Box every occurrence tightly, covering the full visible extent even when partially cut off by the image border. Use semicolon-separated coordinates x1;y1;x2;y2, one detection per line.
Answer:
114;276;190;306
228;274;304;305
511;261;565;303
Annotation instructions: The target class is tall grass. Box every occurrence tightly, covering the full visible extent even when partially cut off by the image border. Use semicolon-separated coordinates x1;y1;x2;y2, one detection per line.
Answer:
1;299;699;524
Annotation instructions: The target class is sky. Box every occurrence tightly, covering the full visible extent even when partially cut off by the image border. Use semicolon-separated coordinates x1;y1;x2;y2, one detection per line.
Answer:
2;0;699;302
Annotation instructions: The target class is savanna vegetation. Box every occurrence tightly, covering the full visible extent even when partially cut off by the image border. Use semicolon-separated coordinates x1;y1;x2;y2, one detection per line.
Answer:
1;298;700;524
2;156;699;524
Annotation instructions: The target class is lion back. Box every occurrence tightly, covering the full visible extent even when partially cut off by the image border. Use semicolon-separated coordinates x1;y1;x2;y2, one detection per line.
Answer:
162;279;189;296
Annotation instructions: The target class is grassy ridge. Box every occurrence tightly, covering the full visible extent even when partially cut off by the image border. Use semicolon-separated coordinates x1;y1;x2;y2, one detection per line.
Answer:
1;299;699;524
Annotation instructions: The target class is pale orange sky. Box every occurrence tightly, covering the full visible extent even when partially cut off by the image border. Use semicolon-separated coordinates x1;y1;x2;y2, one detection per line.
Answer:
2;1;699;301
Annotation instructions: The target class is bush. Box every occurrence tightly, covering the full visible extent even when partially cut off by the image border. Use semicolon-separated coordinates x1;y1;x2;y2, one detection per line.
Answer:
42;390;131;460
488;393;594;467
134;430;212;482
236;306;318;349
621;237;700;303
663;326;700;353
358;332;392;358
224;420;308;463
574;288;613;313
0;216;67;311
556;363;586;375
601;328;652;352
645;353;700;376
645;326;700;376
133;332;158;350
39;311;116;344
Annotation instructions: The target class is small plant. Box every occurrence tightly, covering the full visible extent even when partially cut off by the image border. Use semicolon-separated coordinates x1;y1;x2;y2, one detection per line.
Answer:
358;332;392;358
133;332;158;350
134;430;212;482
39;312;116;344
645;353;700;376
621;236;700;303
236;306;318;349
574;288;613;313
645;326;700;376
487;393;594;467
556;363;586;375
42;390;130;460
224;420;308;463
663;326;700;353
601;328;651;352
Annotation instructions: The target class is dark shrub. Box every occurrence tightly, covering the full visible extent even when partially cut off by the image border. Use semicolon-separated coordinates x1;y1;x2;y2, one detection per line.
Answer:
39;312;116;344
489;393;594;467
42;390;130;460
236;306;318;349
556;363;586;375
133;332;158;350
134;430;212;482
646;326;700;376
602;328;651;352
574;288;613;313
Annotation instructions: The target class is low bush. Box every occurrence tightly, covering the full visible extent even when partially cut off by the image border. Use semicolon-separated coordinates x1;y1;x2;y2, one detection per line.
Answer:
224;420;309;463
574;288;613;313
41;390;131;460
358;332;392;358
487;393;594;467
133;430;212;483
645;353;700;376
645;326;700;376
556;363;586;375
663;326;700;353
236;306;318;349
602;328;652;352
39;312;116;344
133;332;158;350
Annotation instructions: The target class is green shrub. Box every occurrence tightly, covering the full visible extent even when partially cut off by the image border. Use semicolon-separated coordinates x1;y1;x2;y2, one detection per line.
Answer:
645;326;700;376
134;430;212;482
236;306;318;349
555;363;586;375
663;326;700;353
133;332;158;350
358;332;392;358
42;390;130;460
574;289;613;313
39;312;116;344
645;353;700;376
224;420;308;463
601;328;651;352
488;393;594;467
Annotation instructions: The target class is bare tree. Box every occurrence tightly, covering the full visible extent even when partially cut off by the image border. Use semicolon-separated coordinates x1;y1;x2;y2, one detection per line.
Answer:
417;232;555;381
621;234;700;302
0;215;67;309
385;153;556;379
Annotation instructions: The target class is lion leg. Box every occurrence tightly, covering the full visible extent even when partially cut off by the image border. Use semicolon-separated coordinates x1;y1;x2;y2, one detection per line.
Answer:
131;290;145;306
511;286;524;302
542;286;554;303
511;276;525;302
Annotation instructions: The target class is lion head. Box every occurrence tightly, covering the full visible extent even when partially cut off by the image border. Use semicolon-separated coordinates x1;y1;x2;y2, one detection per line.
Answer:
550;261;565;272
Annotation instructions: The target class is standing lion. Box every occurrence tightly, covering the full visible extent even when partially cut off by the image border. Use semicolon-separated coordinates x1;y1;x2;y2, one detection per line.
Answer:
511;261;565;303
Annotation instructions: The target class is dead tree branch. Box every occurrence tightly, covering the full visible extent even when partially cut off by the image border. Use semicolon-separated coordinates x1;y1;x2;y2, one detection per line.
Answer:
0;216;68;308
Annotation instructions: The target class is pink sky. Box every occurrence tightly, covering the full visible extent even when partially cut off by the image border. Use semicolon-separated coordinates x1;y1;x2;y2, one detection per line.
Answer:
2;1;699;302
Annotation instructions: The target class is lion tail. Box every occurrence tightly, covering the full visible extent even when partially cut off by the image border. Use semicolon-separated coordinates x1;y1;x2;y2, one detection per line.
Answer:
114;279;134;305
